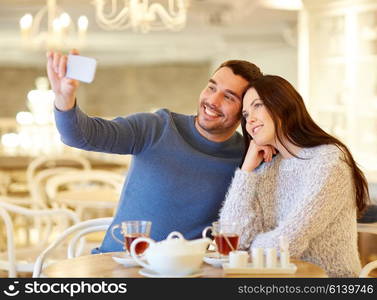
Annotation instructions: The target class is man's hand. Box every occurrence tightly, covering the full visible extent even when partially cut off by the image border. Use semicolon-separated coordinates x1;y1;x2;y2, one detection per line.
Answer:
46;49;80;111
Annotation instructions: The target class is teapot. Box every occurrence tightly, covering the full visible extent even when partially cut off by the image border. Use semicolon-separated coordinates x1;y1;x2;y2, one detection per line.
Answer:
130;231;211;276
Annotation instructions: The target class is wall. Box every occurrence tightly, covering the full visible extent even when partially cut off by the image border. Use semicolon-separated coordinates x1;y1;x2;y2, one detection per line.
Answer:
0;67;41;117
0;62;210;119
0;45;298;119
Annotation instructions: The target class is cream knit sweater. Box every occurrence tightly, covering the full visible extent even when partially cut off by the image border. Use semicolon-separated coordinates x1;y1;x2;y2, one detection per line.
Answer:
219;144;361;277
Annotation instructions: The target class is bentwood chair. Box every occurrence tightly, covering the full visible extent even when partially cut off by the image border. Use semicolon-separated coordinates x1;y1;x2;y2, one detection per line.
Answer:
359;260;377;277
0;201;79;277
0;171;11;196
45;170;124;220
358;221;377;278
33;217;113;277
29;167;81;208
26;154;91;201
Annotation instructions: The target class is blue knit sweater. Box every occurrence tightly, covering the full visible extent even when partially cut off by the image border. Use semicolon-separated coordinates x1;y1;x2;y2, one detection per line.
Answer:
54;106;244;253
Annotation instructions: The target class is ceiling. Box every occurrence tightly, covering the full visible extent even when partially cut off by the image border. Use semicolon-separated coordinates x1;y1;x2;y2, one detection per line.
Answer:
0;0;299;66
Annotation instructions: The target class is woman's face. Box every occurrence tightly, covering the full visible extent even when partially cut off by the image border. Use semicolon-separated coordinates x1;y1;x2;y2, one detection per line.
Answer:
242;88;276;146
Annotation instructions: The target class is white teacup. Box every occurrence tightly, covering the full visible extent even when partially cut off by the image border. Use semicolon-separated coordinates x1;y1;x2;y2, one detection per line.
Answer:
130;231;211;276
229;250;249;268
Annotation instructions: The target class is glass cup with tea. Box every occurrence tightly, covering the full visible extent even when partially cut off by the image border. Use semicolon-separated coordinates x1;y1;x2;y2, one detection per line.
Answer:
202;221;239;257
111;220;152;256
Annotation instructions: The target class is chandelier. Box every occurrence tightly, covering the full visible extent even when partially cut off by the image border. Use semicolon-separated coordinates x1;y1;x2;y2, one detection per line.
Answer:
19;0;89;50
92;0;188;33
1;77;62;156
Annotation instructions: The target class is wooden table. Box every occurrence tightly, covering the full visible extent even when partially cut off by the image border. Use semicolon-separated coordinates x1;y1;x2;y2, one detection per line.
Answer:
43;252;328;278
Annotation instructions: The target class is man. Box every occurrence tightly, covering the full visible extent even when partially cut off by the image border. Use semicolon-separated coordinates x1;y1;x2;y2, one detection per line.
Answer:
46;50;263;253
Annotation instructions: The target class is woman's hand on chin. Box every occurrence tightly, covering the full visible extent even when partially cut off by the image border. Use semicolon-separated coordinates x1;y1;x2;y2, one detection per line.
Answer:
241;141;277;172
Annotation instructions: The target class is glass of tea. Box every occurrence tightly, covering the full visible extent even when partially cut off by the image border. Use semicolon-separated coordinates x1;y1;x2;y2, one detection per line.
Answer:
111;220;152;255
202;221;239;257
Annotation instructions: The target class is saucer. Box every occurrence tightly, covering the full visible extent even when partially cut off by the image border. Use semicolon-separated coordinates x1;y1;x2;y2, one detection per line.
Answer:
203;252;229;268
112;253;143;267
139;268;203;278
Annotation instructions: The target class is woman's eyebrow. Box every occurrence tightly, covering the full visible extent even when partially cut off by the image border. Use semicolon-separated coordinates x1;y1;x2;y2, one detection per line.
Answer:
249;98;261;106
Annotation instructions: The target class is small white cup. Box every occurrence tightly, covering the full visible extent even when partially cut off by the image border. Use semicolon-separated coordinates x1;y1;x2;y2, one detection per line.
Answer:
265;248;277;268
252;248;264;268
229;250;249;268
280;250;290;268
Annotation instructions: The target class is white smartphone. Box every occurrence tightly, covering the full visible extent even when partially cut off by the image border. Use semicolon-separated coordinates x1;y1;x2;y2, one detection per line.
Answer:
66;54;97;83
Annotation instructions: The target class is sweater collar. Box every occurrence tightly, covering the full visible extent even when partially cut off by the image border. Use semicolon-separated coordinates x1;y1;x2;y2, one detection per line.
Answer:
188;115;241;151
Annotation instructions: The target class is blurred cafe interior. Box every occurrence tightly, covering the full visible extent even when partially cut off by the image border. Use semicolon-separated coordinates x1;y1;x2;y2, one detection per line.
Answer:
0;0;376;278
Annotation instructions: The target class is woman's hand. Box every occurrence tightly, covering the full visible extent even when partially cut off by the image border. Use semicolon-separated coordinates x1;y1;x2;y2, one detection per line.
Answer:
46;49;80;111
241;140;277;172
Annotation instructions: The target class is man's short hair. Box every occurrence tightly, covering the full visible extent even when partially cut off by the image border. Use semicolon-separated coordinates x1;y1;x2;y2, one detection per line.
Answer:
215;60;263;83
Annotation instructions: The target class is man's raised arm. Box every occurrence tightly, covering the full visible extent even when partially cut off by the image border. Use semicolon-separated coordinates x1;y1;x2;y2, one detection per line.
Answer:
46;49;79;111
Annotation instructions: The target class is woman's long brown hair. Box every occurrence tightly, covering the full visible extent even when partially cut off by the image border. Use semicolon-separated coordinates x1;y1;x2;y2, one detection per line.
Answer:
241;75;370;217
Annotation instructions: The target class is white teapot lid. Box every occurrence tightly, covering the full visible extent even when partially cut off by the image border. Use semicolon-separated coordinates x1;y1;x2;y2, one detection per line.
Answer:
153;231;208;255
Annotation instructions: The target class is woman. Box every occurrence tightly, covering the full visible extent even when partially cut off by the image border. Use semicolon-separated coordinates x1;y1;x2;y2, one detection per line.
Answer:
219;75;370;277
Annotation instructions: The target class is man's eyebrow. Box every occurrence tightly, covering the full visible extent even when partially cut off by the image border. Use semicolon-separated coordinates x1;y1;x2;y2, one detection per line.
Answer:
225;89;242;101
208;79;242;101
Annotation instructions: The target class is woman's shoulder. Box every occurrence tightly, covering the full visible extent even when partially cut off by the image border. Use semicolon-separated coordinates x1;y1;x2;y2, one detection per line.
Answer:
302;144;344;160
303;144;349;172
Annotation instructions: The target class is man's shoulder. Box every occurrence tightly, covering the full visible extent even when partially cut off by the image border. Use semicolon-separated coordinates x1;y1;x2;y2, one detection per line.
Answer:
120;108;173;127
131;108;189;122
117;108;195;139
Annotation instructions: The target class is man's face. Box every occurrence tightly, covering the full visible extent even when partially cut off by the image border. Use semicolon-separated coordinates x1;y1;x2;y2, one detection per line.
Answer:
196;67;249;141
